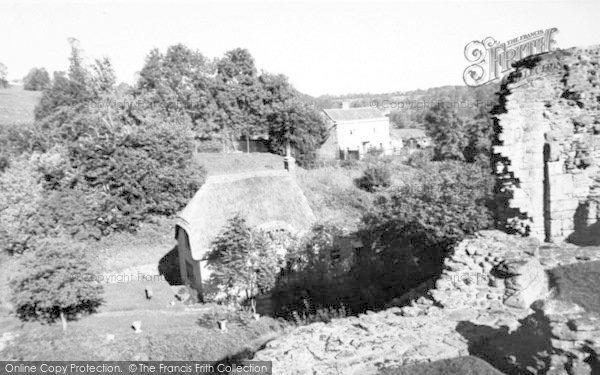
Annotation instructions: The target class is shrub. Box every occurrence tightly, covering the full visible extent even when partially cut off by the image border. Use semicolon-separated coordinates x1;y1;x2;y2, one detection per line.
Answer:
364;160;493;248
0;123;48;157
11;237;103;330
356;163;392;192
407;148;433;168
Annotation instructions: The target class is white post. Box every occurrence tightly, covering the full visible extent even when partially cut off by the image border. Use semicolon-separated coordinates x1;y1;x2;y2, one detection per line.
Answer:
284;141;295;173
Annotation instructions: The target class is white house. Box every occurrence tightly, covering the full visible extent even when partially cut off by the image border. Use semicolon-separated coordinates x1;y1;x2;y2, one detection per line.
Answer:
317;105;392;160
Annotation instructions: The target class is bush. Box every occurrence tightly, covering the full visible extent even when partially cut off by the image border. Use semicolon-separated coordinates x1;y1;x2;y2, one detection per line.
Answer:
11;237;103;329
356;163;392;192
407;148;433;168
0;123;48;157
365;160;493;248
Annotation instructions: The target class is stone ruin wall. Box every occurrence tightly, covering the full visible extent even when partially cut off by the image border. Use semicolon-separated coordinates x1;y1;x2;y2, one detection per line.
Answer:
494;46;600;242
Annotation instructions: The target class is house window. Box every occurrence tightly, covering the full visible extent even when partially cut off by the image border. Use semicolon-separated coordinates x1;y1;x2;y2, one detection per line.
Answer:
185;261;195;283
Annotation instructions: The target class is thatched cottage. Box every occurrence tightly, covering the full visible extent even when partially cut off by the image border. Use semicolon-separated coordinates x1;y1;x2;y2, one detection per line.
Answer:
175;167;315;301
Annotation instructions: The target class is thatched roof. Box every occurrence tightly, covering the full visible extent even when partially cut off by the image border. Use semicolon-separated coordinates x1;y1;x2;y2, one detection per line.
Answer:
176;170;315;260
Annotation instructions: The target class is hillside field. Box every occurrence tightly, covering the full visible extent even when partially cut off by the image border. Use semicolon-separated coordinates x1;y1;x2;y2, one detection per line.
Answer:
0;86;41;125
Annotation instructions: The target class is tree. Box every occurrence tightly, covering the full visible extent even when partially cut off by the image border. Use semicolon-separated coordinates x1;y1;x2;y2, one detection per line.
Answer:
261;74;328;165
35;39;111;122
206;215;285;313
136;44;218;139
11;237;103;330
134;45;327;158
0;63;8;88
424;104;468;161
23;68;50;91
212;48;267;148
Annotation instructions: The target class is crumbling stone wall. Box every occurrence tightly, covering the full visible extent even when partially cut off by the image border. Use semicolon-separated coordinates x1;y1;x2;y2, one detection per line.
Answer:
494;46;600;242
398;231;549;317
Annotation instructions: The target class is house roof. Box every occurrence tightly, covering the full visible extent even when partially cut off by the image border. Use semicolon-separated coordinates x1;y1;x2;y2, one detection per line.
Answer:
323;107;387;122
176;170;315;260
390;128;428;140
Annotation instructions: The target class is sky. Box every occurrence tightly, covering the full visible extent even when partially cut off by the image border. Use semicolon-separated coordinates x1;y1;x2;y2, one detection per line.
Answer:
1;0;600;96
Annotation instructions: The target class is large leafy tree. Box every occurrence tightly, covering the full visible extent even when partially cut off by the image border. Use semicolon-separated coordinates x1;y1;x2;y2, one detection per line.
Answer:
424;104;468;161
136;44;218;138
11;237;104;330
213;48;267;149
424;102;492;163
135;45;327;161
29;40;204;236
23;68;51;91
261;73;328;164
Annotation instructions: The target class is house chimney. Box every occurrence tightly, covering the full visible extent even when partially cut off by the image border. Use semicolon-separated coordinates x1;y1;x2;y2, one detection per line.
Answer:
341;101;351;109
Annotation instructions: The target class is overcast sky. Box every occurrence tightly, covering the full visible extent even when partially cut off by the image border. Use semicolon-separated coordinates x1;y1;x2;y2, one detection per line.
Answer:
2;0;600;96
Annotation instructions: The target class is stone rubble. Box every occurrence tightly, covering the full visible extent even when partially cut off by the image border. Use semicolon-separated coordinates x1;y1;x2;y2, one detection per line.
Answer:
534;300;600;375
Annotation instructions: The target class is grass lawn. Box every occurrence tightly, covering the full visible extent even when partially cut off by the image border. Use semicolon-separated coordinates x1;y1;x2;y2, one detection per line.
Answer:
1;309;285;361
195;152;285;176
548;260;600;314
0;86;41;125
